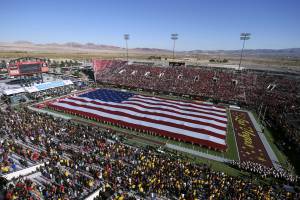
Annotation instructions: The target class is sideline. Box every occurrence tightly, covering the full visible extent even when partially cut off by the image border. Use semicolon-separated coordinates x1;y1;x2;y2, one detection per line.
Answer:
229;109;241;162
165;143;232;163
28;106;71;119
246;111;280;170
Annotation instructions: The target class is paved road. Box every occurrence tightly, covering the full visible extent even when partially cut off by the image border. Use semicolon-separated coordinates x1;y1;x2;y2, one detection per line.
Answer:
246;111;281;170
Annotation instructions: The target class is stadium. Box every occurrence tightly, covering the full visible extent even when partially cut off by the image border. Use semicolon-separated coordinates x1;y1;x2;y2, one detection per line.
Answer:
0;56;299;199
0;1;300;199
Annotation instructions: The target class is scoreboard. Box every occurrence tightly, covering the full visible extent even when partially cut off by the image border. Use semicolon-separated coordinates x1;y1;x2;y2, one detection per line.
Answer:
19;63;41;74
8;61;49;76
169;61;185;67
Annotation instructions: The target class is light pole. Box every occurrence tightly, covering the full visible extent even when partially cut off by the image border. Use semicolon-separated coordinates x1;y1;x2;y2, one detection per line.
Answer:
171;33;178;59
124;34;130;62
238;32;251;70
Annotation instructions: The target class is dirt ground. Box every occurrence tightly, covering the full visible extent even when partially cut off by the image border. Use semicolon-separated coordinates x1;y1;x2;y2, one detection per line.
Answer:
0;50;300;73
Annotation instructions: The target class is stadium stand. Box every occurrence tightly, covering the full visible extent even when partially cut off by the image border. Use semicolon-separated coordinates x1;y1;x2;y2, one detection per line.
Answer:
0;107;299;199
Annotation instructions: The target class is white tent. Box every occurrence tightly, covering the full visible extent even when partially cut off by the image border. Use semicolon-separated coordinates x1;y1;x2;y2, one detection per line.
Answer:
2;88;26;95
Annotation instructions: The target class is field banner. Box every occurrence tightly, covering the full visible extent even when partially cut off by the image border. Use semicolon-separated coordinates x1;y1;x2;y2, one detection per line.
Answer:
231;110;272;167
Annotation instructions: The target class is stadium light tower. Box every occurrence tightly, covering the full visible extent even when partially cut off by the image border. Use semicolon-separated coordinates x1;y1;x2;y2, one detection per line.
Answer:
238;32;251;70
171;33;178;59
124;34;130;62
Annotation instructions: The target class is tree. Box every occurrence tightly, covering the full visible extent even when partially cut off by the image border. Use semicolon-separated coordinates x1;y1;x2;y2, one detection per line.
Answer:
65;60;69;67
0;60;6;68
60;61;65;68
52;60;58;67
73;70;81;77
222;59;228;63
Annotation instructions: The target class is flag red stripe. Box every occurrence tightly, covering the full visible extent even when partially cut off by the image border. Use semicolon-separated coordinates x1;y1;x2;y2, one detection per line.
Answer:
76;96;227;122
69;97;227;130
137;94;226;109
121;101;226;123
58;100;226;139
135;95;226;112
125;98;227;118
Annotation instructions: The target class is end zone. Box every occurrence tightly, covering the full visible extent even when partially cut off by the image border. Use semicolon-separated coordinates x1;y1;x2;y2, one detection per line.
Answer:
230;109;276;167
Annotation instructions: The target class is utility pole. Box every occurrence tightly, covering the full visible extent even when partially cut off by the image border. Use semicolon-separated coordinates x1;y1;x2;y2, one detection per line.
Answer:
171;33;178;59
124;34;130;62
238;33;251;70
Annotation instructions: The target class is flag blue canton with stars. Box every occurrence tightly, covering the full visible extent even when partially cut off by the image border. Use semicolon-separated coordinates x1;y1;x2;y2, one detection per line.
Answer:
79;89;134;103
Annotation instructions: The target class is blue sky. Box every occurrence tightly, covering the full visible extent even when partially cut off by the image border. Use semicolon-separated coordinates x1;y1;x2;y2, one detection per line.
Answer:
0;0;299;50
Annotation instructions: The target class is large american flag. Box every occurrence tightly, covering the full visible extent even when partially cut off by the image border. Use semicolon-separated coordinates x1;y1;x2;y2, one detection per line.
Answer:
49;89;227;150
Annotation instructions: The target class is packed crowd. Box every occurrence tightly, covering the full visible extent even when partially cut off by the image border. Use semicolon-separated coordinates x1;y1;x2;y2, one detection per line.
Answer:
27;84;85;101
0;140;44;175
230;161;299;183
97;64;252;102
28;85;75;101
0;85;78;105
0;107;299;199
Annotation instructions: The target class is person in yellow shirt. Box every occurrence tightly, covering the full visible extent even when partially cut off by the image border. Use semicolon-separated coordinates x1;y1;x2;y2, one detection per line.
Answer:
1;166;9;173
88;179;94;187
139;186;144;193
64;170;69;177
12;193;18;200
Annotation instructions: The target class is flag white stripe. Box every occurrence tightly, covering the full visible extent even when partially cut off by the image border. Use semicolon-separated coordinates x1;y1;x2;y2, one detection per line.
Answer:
136;95;226;112
129;97;227;116
52;102;226;145
76;96;227;122
62;98;226;135
125;100;227;121
72;97;227;127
